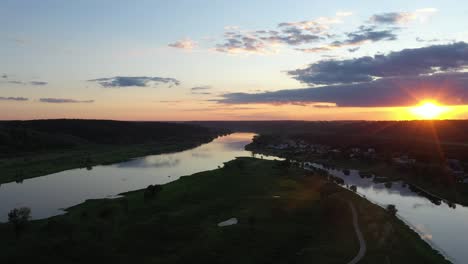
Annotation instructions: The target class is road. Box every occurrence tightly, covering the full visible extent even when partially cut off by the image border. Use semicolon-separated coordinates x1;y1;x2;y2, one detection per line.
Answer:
348;202;367;264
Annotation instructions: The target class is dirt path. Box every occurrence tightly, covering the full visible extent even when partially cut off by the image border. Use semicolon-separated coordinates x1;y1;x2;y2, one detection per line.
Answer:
348;202;367;264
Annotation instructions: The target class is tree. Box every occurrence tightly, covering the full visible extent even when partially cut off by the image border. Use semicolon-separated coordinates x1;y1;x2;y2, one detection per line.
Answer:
386;204;398;216
144;184;163;202
8;207;31;238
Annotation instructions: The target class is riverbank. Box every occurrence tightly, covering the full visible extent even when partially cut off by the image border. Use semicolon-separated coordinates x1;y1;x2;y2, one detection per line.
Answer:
248;144;468;206
0;136;221;185
0;158;449;263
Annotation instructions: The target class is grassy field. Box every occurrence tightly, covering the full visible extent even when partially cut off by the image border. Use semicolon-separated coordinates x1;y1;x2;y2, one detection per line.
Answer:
0;158;449;263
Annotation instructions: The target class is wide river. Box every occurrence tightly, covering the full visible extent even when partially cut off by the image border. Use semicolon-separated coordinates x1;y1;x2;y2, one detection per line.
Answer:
1;133;467;263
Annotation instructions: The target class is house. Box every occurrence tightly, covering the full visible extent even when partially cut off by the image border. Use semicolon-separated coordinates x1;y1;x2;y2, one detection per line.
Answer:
392;155;416;167
447;159;464;178
351;148;360;153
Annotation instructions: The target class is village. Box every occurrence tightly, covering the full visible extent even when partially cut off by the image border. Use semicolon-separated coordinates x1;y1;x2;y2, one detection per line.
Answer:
256;137;468;184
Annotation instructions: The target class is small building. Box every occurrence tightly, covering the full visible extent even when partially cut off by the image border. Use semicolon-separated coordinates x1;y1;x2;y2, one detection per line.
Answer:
392;155;416;167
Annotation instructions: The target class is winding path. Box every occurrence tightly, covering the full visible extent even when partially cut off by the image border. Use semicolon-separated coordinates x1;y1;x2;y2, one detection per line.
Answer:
347;202;367;264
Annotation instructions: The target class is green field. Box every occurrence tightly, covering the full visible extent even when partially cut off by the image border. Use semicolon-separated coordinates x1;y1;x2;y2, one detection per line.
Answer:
0;158;449;263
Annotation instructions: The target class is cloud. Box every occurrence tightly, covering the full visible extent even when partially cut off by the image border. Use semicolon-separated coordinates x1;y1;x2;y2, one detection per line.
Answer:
8;81;24;85
348;47;360;52
296;46;334;53
182;106;257;112
215;29;323;54
370;8;437;24
217;72;468;107
168;38;197;50
214;13;349;54
88;76;180;88
30;81;48;86
336;26;398;45
296;25;398;53
370;12;414;24
2;74;7;79
191;85;212;91
289;42;468;86
158;100;181;103
0;96;28;101
215;32;271;54
217;42;468;107
39;98;94;103
214;10;418;54
416;37;454;43
7;80;48;86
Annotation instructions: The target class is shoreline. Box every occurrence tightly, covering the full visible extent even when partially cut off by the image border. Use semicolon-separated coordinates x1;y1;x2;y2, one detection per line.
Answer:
0;134;225;185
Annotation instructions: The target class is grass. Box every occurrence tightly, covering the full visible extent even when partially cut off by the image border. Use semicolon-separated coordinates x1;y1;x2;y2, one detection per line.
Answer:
0;158;449;263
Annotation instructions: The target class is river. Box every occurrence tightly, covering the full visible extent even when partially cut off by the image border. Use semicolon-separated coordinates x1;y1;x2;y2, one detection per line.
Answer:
0;132;467;263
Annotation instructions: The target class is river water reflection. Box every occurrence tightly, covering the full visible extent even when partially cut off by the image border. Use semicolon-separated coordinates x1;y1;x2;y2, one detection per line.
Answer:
307;163;468;264
0;133;276;221
1;133;467;263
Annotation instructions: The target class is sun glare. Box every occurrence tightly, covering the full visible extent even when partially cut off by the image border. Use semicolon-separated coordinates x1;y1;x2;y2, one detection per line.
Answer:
410;101;447;119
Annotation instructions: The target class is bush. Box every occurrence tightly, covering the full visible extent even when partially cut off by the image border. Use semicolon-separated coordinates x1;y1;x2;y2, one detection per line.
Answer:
8;207;31;237
144;184;163;201
386;204;398;216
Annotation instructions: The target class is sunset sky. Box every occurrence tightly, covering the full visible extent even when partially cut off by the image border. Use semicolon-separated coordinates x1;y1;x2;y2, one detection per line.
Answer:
1;0;468;120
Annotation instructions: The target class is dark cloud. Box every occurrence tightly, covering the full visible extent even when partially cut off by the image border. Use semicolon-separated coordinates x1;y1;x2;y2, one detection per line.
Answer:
348;47;360;52
259;27;322;45
215;30;322;53
369;9;437;25
2;74;7;79
191;85;212;91
370;12;410;24
0;96;28;101
215;32;269;53
192;92;212;95
39;98;94;103
88;76;180;88
217;72;468;107
30;81;48;86
289;42;468;86
330;26;398;48
295;25;398;53
218;43;468;107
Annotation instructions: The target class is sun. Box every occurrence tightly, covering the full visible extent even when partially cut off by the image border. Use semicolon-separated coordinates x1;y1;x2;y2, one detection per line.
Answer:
410;101;447;119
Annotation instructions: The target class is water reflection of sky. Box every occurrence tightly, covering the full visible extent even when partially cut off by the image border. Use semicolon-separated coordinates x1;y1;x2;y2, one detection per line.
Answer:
0;133;275;222
309;163;468;264
1;133;467;263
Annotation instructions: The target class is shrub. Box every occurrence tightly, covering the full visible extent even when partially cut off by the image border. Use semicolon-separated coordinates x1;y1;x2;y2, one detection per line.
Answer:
8;207;31;237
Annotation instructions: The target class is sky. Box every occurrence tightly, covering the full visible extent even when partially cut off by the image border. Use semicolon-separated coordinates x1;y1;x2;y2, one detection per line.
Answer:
1;0;468;121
